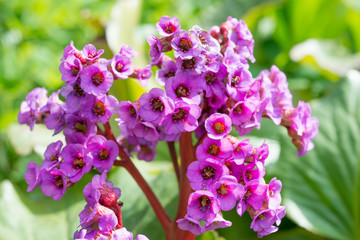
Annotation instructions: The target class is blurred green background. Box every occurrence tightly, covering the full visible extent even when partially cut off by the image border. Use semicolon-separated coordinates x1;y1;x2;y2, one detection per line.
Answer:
1;0;360;239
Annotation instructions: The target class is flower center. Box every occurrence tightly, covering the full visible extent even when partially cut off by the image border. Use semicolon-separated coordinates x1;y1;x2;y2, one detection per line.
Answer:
175;85;190;98
73;156;85;169
201;166;215;179
150;98;164;111
217;184;228;196
207;144;220;156
128;105;137;116
99;149;109;160
199;195;211;208
213;122;225;134
199;34;207;45
165;70;175;79
165;24;176;34
234;104;243;114
269;190;274;197
50;154;59;162
71;67;80;76
54;176;64;188
231;75;240;87
172;108;187;121
75;121;88;133
73;84;85;97
115;62;123;72
178;38;192;52
205;73;216;84
182;58;196;70
92;72;104;86
93;101;106;116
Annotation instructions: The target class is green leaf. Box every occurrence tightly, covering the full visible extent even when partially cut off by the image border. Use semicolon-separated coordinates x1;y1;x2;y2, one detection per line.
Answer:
270;70;360;239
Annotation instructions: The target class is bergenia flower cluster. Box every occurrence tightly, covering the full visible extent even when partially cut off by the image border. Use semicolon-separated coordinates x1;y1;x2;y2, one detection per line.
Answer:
18;15;319;239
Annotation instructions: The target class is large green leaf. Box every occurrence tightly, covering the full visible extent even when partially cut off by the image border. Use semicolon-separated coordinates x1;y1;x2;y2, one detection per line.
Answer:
270;71;360;239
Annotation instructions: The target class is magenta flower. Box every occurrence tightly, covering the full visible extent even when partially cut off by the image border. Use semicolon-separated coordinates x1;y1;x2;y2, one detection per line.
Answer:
147;35;164;65
204;214;232;231
87;135;119;173
165;72;202;103
82;44;104;63
244;179;267;210
187;159;226;190
156;16;181;37
139;88;175;125
210;175;245;211
63;114;97;144
60;143;92;183
59;55;82;84
250;206;286;238
204;113;232;139
162;100;201;135
232;138;253;164
117;101;139;129
176;215;205;235
41;140;63;170
25;161;41;192
80;63;114;96
156;57;177;86
196;136;233;162
83;95;118;124
40;169;68;201
200;64;227;98
111;54;133;79
176;55;206;74
189;25;220;53
133;121;159;142
62;83;88;114
226;66;253;101
119;43;138;59
187;190;220;221
171;30;201;59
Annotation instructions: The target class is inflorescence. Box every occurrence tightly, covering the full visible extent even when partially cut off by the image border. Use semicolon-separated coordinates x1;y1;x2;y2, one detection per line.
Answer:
18;16;318;239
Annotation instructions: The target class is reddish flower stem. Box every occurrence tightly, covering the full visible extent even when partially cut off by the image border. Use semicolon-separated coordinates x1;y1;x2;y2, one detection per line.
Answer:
169;132;196;240
104;122;172;238
167;141;180;186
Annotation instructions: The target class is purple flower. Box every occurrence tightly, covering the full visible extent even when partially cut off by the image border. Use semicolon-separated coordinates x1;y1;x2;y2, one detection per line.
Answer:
226;66;253;101
250;206;286;238
147;35;164;65
119;43;138;59
83;95;118;124
165;72;202;104
210;175;245;211
176;215;205;235
83;172;121;205
171;30;201;59
59;55;82;84
82;44;104;63
25;161;41;192
253;141;269;164
187;159;226;190
156;57;177;86
156;16;181;37
229;100;257;126
204;113;232;140
63;114;97;144
244;179;267;210
232;138;253;164
136;65;153;87
204;214;232;231
133;121;159;142
137;143;157;162
266;178;282;209
98;213;118;236
139;88;175;125
41;140;63;170
87;135;119;172
162;100;201;135
40;169;68;200
187;190;220;221
117;101;139;129
60;143;92;183
113;227;133;240
239;162;265;185
62;83;88;114
196;137;233;162
176;55;206;74
18;87;49;130
44;91;65;135
80;64;114;96
79;202;116;228
111;54;133;79
200;64;227;98
189;25;220;54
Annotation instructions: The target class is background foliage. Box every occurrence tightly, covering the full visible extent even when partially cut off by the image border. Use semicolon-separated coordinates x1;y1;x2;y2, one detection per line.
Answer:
1;0;360;239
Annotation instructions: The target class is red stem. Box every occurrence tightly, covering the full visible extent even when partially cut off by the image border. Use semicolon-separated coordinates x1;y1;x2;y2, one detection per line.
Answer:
167;141;180;186
170;132;196;240
104;122;172;237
